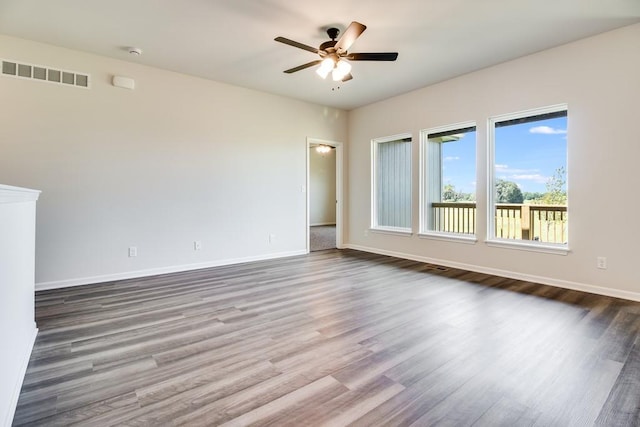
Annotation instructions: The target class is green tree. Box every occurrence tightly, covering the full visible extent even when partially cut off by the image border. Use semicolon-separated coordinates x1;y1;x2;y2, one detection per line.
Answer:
443;183;458;202
542;167;567;205
523;191;544;202
442;183;475;202
458;191;475;202
495;179;524;203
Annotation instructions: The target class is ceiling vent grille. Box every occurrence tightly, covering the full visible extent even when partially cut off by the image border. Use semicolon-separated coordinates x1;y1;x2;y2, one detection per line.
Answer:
1;59;90;88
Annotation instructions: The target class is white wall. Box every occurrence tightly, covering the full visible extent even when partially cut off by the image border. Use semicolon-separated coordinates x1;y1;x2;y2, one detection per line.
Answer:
0;35;347;288
346;24;640;299
309;147;336;225
0;185;40;426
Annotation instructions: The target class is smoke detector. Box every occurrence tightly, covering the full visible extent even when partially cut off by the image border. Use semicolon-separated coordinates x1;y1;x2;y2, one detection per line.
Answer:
128;47;142;56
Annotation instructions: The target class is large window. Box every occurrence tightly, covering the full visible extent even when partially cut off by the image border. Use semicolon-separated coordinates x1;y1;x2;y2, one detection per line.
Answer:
372;134;412;232
489;105;568;247
421;123;477;237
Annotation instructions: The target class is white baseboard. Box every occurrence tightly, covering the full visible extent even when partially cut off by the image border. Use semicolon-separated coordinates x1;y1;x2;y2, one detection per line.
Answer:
36;250;307;291
5;325;37;427
310;222;336;226
344;244;640;303
35;243;640;301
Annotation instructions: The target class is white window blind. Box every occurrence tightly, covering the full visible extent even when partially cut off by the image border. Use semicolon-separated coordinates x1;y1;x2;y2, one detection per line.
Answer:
374;136;412;230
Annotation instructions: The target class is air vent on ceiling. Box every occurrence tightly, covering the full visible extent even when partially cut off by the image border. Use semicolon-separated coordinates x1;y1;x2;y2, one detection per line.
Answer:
1;59;90;88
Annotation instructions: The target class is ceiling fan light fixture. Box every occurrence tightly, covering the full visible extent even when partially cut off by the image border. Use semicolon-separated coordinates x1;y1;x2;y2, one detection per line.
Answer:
316;145;332;154
316;57;334;79
332;59;351;81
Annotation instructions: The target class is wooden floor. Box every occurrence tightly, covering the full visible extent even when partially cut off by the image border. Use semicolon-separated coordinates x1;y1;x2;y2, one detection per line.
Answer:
14;249;640;426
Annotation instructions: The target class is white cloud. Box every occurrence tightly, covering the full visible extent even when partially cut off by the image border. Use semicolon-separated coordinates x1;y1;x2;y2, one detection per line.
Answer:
511;173;549;184
529;126;567;135
443;156;460;161
495;165;540;174
494;164;549;184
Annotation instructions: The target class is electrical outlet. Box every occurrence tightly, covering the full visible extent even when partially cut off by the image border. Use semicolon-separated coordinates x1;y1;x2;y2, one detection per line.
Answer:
128;246;137;257
194;240;202;251
269;234;276;244
597;256;607;269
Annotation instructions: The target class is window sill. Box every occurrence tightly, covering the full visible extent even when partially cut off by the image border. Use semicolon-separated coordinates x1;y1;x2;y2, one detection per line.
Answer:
485;239;569;255
370;227;413;237
418;232;477;245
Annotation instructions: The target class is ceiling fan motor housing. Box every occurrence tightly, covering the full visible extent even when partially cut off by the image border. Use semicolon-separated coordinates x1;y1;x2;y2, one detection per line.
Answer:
319;28;340;53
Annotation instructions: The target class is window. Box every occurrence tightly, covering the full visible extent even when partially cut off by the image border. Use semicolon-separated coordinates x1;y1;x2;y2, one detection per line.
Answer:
489;105;568;247
372;134;412;233
421;123;477;238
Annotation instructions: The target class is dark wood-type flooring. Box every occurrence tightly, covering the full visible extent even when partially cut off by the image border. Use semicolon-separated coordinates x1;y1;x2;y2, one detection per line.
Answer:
13;249;640;426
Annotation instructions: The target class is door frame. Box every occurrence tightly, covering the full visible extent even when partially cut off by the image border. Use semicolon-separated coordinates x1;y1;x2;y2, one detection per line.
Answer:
306;137;344;253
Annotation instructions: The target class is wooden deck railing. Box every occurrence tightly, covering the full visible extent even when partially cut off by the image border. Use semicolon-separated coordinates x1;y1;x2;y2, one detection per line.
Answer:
432;202;476;235
431;202;567;244
527;204;568;243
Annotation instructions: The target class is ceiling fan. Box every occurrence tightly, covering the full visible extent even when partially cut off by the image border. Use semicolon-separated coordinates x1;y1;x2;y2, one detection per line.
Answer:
275;21;398;82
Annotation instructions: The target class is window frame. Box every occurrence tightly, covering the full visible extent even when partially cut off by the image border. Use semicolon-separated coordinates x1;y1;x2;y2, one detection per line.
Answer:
371;133;413;235
487;104;569;255
419;121;478;243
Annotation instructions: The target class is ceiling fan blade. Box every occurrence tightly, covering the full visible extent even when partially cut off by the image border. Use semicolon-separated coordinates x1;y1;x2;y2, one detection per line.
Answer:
284;60;322;74
342;73;353;82
274;37;319;54
334;21;366;53
347;52;398;61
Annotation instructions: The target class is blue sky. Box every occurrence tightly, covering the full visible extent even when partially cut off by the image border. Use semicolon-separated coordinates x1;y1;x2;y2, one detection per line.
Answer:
441;116;567;195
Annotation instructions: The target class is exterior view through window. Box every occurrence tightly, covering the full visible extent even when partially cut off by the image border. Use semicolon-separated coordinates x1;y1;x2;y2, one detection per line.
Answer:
372;135;412;231
422;124;476;236
491;107;568;244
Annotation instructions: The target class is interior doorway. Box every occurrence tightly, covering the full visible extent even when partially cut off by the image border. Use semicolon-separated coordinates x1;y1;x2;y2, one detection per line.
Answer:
307;138;343;252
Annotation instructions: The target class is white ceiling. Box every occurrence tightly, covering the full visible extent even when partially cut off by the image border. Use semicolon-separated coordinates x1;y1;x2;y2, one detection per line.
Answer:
0;0;638;110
